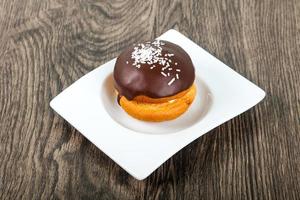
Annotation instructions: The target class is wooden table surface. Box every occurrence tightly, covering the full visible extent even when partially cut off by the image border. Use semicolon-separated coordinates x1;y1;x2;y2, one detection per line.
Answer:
0;0;299;199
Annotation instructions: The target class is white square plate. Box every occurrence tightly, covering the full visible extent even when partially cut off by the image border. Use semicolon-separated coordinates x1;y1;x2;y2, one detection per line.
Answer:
50;29;265;180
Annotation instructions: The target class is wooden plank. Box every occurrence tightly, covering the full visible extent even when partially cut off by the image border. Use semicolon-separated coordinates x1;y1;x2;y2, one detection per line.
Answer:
0;0;299;199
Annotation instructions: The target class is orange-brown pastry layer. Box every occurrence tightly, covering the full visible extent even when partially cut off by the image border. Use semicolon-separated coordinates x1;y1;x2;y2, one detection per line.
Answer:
118;84;196;122
132;86;192;104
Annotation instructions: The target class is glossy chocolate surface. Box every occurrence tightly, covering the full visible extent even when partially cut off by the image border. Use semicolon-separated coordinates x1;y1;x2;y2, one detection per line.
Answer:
113;40;195;100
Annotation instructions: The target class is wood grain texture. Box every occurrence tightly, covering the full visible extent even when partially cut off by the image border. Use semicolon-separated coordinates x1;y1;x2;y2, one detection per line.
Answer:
0;0;299;199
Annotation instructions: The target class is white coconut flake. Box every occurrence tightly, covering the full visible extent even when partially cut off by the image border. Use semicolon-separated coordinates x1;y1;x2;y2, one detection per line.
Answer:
161;72;167;77
131;40;166;67
130;40;183;87
168;78;176;86
162;62;170;71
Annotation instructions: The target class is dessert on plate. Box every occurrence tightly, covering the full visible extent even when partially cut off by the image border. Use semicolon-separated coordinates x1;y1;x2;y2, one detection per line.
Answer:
113;40;196;122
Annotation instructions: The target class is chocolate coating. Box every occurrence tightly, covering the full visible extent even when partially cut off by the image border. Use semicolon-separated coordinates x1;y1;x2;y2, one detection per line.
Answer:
113;40;195;100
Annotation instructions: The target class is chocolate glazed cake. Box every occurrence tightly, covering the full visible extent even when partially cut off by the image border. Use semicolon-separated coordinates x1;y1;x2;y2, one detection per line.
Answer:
113;40;196;122
114;40;195;100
